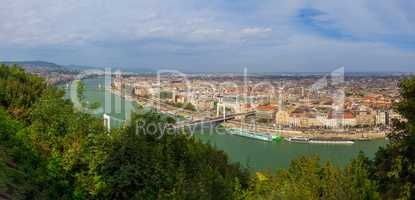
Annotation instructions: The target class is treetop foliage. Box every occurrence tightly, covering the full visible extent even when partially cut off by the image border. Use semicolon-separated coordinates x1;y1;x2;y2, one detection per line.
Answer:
1;64;415;199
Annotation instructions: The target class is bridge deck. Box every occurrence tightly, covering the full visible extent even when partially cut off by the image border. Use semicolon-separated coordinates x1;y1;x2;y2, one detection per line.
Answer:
173;111;255;128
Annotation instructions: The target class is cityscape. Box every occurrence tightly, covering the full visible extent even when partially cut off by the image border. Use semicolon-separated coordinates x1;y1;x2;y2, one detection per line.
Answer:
109;71;404;142
1;0;415;199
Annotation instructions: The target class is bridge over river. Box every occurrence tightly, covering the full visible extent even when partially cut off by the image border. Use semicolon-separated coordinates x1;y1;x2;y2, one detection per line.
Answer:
102;92;256;130
173;111;255;128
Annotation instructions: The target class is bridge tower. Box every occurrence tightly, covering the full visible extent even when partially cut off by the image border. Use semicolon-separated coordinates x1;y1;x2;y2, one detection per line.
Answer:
216;97;222;117
216;103;226;118
223;104;226;119
103;113;111;131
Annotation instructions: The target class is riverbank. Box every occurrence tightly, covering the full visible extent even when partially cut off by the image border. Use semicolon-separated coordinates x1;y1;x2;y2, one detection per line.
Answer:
223;120;386;141
110;86;386;141
77;77;388;171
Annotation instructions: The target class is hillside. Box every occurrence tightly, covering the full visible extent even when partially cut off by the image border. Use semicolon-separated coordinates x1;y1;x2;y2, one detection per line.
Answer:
0;61;63;70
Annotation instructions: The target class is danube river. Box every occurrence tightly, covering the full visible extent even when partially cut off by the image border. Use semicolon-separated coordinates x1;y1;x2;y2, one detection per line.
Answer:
65;78;387;171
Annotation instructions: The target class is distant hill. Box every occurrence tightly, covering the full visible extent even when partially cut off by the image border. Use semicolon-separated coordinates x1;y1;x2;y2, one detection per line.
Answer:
63;65;155;74
63;64;104;71
123;67;155;73
1;60;156;74
1;61;64;71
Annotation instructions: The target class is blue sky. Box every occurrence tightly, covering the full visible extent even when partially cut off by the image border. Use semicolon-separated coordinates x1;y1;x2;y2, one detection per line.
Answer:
0;0;414;72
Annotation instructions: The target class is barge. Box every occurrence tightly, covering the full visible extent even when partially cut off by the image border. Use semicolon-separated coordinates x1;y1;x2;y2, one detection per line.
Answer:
285;136;310;143
285;137;354;144
309;138;354;144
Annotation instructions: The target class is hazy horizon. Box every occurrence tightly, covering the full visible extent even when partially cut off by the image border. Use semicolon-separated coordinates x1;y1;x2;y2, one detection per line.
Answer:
3;60;415;74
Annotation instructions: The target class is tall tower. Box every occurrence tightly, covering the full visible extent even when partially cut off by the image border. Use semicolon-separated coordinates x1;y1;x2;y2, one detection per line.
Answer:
103;113;111;131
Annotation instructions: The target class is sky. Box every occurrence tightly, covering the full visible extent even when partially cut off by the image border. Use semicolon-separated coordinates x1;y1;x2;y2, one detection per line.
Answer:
0;0;414;72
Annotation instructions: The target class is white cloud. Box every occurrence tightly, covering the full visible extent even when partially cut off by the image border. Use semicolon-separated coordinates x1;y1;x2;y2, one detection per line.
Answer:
241;27;272;35
0;0;414;71
308;0;415;36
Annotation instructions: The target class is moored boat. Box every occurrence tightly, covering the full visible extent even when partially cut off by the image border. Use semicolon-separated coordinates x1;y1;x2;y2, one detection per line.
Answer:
285;136;354;144
228;128;279;142
308;138;354;144
285;136;310;143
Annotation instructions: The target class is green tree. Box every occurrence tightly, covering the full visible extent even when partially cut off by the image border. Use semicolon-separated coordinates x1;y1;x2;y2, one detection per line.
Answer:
75;80;100;110
0;107;71;199
344;153;380;200
372;77;415;199
93;111;249;199
0;64;47;122
244;155;379;200
1;64;250;199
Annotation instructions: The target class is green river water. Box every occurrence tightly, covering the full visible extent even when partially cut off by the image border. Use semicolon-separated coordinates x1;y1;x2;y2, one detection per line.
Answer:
64;77;387;172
